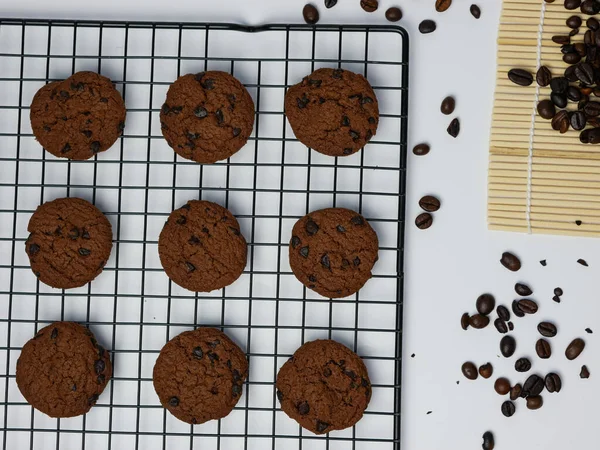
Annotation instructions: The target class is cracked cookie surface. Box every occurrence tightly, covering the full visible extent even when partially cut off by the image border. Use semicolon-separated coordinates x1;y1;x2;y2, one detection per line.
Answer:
16;322;112;418
158;200;247;292
289;208;379;298
25;197;113;289
30;71;126;160
160;72;255;164
276;339;371;434
285;68;379;157
153;327;249;424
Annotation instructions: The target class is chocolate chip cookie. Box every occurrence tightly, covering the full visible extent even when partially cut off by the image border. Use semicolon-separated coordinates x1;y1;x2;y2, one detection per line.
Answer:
160;72;255;164
25;198;113;289
285;68;379;157
153;327;248;424
16;322;112;418
276;339;371;434
289;208;379;298
158;200;247;292
30;71;126;160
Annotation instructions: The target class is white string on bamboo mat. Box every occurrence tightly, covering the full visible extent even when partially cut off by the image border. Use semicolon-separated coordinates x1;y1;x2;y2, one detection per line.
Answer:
526;0;547;234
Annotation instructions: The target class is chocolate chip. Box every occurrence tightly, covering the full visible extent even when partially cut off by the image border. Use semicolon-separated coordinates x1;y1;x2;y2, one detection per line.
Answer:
233;127;241;137
341;116;350;126
169;397;179;407
308;78;322;87
361;96;374;105
177;215;187;225
82;130;92;138
100;97;108;103
343;148;353;155
323;367;332;377
202;78;215;90
308;275;317;282
297;95;309;109
195;72;206;82
28;243;40;255
351;216;364;226
78;248;91;256
300;246;309;258
232;384;242;397
298;401;310;415
94;359;105;374
59;90;70;99
71;82;84;91
321;254;330;269
88;394;99;406
193;106;208;119
353;257;361;267
368;117;377;124
193;347;203;359
349;130;360;141
50;328;58;339
90;141;101;153
316;421;330;433
277;390;283;401
68;228;80;240
291;236;301;248
185;262;195;273
96;374;105;385
61;143;71;154
208;352;219;363
332;69;343;79
215;109;224;125
306;219;319;235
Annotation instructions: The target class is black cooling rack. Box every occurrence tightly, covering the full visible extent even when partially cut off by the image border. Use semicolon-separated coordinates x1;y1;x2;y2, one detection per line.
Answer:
0;19;409;450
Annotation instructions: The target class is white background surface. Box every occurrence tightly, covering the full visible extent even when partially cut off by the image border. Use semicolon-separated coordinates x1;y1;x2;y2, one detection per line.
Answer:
1;0;600;448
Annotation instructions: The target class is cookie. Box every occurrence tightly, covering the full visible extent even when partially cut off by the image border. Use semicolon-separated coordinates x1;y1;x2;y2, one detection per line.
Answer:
276;339;371;434
153;327;249;424
25;198;113;289
285;68;379;157
16;322;112;418
160;72;255;164
158;200;247;292
30;71;126;160
289;208;379;298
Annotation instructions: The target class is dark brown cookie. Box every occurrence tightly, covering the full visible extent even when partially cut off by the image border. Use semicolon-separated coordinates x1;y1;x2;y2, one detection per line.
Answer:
25;198;113;289
158;200;247;292
276;339;371;434
16;322;112;418
153;327;248;424
160;72;255;164
285;68;379;157
289;208;379;298
30;72;126;160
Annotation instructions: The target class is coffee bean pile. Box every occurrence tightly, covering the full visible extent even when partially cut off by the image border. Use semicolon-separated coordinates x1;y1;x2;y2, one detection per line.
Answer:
508;4;600;143
460;251;591;424
415;195;441;230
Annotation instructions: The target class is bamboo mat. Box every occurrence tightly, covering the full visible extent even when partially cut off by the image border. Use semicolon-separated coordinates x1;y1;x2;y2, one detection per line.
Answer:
489;0;600;237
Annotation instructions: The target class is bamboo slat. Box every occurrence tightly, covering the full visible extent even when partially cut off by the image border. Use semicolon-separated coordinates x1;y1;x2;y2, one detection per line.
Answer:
489;0;600;236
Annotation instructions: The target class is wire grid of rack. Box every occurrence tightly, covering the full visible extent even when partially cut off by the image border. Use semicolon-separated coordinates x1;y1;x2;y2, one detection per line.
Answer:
0;20;408;450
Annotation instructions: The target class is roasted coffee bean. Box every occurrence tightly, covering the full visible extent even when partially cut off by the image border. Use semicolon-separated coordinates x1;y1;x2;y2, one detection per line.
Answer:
518;299;538;314
537;99;556;119
551;76;569;93
479;363;493;379
476;294;496;315
419;195;441;212
495;318;509;334
360;0;378;13
578;258;589;266
512;300;525;318
515;283;533;297
588;17;600;30
482;431;494;450
435;0;452;12
510;383;522;401
447;118;460;137
567;15;583;28
566;338;585;360
536;66;552;87
538;322;558;337
500;252;521;271
551;93;568;109
565;64;579;82
497;305;511;321
324;0;337;8
462;362;478;380
586;327;593;334
500;335;516;358
413;143;430;156
418;20;437;34
303;4;319;24
508;321;514;331
567;86;582;102
581;365;590;378
385;6;402;22
536;339;552;359
523;374;545;397
581;0;600;14
508;68;533;86
584;101;600;116
580;127;600;143
515;357;532;372
501;401;516;417
470;4;481;19
571;111;587;130
494;377;511;395
567;53;582;65
415;213;433;230
469;314;490;329
554;287;563;296
576;62;595;84
574;42;587;56
461;312;470;330
545;373;562;393
526;395;543;410
441;96;455;115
